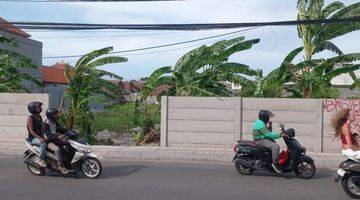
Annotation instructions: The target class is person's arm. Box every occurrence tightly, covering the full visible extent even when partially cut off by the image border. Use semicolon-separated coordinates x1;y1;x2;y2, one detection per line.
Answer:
27;117;45;143
258;127;281;140
342;125;354;149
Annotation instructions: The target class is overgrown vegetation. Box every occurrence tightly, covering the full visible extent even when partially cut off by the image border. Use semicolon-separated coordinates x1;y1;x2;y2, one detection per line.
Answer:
93;103;160;134
0;35;42;92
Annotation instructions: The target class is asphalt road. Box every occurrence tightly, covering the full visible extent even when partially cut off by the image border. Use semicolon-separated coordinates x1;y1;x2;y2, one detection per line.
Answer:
0;155;352;200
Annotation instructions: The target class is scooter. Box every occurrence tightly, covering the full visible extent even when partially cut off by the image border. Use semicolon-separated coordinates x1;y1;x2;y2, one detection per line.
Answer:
23;129;102;179
335;159;360;199
232;123;316;179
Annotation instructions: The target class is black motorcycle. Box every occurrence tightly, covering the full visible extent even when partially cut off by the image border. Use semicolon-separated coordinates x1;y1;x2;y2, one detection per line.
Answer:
232;123;316;179
335;159;360;199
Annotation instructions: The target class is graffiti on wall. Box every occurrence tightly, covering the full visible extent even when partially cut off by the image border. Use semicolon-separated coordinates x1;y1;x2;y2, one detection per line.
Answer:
323;99;360;133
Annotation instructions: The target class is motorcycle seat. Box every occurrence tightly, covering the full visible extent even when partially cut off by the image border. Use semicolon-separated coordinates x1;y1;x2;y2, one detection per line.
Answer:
237;140;271;152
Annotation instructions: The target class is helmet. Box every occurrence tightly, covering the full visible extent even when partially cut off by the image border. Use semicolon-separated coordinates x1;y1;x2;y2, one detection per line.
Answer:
46;108;59;122
258;110;275;124
28;101;42;114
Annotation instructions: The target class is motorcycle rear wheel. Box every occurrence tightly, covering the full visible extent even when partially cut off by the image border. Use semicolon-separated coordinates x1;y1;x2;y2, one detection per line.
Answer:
342;173;360;199
26;154;45;176
234;157;254;175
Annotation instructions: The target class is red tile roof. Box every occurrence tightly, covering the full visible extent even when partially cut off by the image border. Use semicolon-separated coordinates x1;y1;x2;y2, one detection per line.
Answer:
0;17;31;38
115;81;169;96
42;62;73;84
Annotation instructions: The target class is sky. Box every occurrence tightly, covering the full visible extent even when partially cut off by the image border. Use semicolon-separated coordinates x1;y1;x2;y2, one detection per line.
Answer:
0;0;359;80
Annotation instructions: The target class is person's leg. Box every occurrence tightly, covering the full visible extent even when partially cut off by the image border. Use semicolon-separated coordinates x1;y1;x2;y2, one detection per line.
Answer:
30;138;47;167
47;143;69;174
342;149;360;160
255;139;280;162
255;139;281;173
47;143;63;166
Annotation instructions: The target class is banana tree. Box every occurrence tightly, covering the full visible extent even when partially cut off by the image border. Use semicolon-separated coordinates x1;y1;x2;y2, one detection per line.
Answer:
141;36;260;100
61;46;127;142
288;53;360;98
297;1;360;97
0;35;42;92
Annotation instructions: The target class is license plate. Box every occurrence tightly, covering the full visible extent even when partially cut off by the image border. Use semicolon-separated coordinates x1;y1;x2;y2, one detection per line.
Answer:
337;169;346;177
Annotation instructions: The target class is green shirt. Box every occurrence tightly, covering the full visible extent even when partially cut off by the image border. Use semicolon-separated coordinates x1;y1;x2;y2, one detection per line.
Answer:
252;119;280;141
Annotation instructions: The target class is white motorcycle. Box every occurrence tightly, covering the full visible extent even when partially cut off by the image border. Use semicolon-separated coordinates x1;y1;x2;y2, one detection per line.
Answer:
23;129;102;179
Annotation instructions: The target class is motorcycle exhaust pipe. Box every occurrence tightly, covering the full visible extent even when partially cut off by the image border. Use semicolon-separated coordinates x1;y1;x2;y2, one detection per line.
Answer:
24;158;42;170
236;158;255;169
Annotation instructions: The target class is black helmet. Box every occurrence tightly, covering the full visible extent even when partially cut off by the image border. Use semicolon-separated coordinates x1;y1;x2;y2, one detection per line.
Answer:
28;101;42;114
46;108;59;122
258;110;275;124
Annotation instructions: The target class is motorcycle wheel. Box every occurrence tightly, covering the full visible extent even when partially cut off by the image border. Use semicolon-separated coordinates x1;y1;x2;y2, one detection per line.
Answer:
234;156;254;175
26;154;45;176
342;173;360;199
81;158;102;179
294;160;316;179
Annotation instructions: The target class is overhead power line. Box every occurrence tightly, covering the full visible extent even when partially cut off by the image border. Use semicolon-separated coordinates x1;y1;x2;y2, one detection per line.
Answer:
33;31;178;38
43;27;259;59
0;0;182;2
4;17;360;31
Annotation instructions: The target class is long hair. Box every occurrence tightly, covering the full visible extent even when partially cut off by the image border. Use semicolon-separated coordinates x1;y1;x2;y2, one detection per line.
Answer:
330;108;351;139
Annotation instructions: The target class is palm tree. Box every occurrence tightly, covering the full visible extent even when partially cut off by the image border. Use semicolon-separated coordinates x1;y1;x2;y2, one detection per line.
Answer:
141;36;260;100
61;46;127;142
297;1;360;97
0;36;42;92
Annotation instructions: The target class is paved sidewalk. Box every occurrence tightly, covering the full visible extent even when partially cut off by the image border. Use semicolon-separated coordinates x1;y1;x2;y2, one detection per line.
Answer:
0;143;345;168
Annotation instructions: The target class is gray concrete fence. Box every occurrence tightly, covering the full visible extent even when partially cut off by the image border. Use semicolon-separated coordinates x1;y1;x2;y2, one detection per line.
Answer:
161;96;357;153
0;93;49;145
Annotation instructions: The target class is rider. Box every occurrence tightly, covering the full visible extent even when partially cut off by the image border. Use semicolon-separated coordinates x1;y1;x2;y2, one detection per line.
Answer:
44;108;69;174
252;110;285;173
27;101;47;168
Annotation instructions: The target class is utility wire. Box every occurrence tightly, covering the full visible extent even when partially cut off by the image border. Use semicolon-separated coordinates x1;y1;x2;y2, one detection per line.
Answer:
4;17;360;31
43;27;259;59
33;31;177;38
0;0;182;2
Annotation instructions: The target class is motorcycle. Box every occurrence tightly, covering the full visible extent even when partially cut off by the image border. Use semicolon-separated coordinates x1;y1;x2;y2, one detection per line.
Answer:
335;159;360;199
232;123;316;179
23;129;102;179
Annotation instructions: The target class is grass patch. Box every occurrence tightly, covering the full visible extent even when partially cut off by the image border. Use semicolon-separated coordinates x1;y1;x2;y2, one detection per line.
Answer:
93;102;160;134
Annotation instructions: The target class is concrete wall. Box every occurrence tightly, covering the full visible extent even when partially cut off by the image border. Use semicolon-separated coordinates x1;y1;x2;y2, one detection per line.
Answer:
0;30;43;93
161;97;240;148
161;96;339;153
0;93;49;145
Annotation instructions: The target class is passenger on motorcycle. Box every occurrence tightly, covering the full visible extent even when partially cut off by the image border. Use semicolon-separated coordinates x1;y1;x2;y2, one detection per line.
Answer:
26;101;47;168
331;109;360;160
44;108;69;174
252;110;286;173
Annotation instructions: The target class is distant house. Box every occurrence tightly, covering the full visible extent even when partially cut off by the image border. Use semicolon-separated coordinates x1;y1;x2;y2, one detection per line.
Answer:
331;63;360;98
0;17;43;93
41;62;71;108
110;80;169;104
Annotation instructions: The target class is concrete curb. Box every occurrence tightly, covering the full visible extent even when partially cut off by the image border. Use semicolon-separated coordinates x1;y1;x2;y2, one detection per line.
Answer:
0;144;346;168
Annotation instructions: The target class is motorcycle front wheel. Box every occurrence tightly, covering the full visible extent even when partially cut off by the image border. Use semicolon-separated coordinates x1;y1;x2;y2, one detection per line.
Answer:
295;160;316;179
81;158;102;179
342;173;360;199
